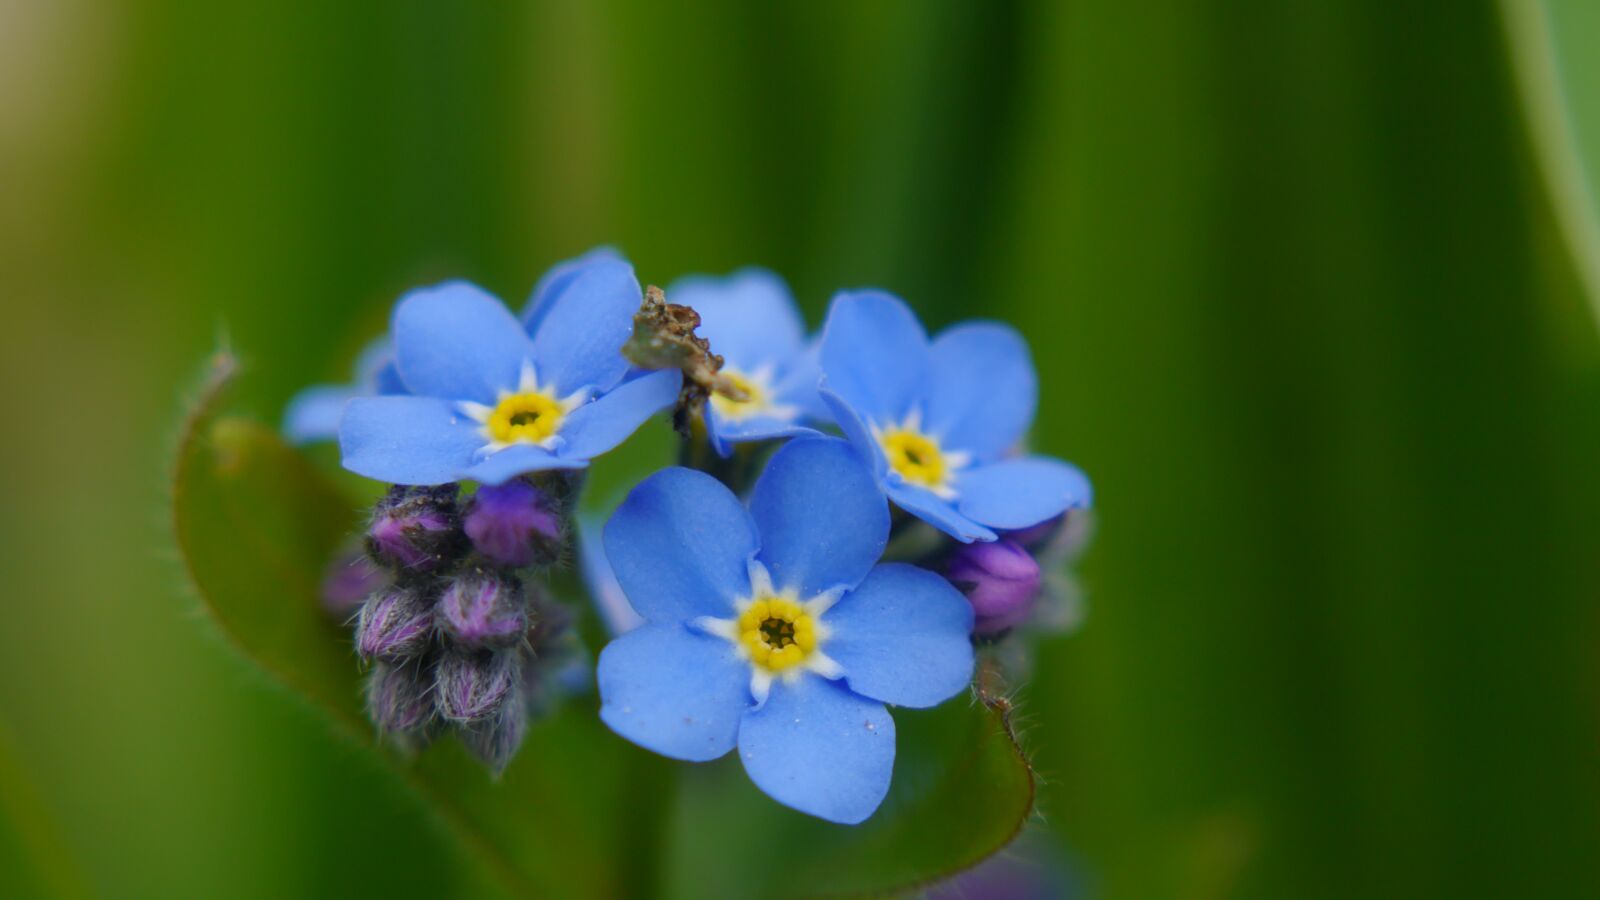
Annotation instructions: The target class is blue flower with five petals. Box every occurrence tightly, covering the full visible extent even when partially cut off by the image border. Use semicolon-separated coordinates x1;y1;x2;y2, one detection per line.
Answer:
597;437;974;824
818;291;1092;542
667;268;824;456
339;258;681;485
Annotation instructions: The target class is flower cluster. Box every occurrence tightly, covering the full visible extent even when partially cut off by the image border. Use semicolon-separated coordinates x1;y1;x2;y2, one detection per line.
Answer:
287;248;1091;822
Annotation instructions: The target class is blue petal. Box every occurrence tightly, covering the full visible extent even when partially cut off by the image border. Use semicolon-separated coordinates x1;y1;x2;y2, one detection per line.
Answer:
925;322;1037;461
668;268;804;369
598;623;751;762
352;337;396;386
818;290;929;425
823;563;974;708
521;246;624;334
459;444;586;485
705;410;818;458
957;457;1093;529
578;516;644;635
737;675;894;824
556;369;681;462
372;361;407;395
283;385;358;444
603;468;759;622
393;281;535;404
886;480;997;543
819;386;887;480
339;396;485;485
531;257;641;396
770;340;828;421
750;438;888;597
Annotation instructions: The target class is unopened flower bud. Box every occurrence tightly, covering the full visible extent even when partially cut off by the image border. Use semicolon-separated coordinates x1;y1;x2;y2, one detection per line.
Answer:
366;660;436;735
365;484;468;572
322;547;388;617
462;689;528;773
944;538;1042;635
437;568;529;648
356;583;434;660
436;648;520;723
463;480;563;568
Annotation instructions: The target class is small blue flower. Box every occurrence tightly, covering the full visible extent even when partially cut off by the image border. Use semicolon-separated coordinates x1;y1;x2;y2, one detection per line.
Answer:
667;268;824;456
597;437;974;824
339;260;681;485
818;291;1092;542
282;338;405;444
284;247;621;446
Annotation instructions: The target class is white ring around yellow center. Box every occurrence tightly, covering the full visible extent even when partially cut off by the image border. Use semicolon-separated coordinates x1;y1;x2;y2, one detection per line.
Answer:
870;410;970;500
457;360;589;454
691;559;846;705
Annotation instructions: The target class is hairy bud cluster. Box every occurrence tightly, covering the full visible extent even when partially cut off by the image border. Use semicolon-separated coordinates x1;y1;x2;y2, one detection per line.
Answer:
348;478;572;773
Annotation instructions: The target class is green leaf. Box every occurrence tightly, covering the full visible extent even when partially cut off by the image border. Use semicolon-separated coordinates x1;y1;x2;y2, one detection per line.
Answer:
172;355;1036;898
664;682;1035;900
171;354;638;899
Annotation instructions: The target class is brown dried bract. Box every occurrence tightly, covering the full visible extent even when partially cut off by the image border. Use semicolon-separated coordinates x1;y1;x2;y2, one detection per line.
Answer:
622;285;748;435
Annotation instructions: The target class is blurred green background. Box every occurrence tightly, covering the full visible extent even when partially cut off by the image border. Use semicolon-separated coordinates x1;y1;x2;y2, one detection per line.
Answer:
3;1;1599;897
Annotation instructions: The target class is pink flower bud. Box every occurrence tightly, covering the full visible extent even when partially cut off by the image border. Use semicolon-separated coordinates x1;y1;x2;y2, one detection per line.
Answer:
436;648;520;723
436;568;528;649
365;485;468;572
355;584;434;660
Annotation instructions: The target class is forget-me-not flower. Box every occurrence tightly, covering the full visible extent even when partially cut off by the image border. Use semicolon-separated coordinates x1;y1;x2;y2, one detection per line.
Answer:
818;291;1091;542
283;338;405;444
339;259;681;485
666;268;824;456
283;247;623;446
597;437;974;824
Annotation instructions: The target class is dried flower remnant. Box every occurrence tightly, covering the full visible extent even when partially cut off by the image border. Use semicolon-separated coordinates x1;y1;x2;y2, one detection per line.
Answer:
622;285;747;434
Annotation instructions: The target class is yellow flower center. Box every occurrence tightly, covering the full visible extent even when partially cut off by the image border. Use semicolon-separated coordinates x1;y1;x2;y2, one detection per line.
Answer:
738;597;817;672
879;427;948;490
709;368;767;421
486;391;564;445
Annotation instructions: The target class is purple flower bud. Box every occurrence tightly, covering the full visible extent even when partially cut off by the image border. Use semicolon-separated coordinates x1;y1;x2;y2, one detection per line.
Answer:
356;584;434;660
435;648;520;723
462;690;528;773
365;484;468;573
322;547;388;617
436;568;529;649
944;538;1042;635
463;480;563;568
366;660;436;735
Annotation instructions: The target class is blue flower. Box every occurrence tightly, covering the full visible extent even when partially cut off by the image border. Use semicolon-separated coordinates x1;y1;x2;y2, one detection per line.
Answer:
597;437;974;824
282;338;405;444
667;268;824;456
339;260;681;485
818;290;1092;543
